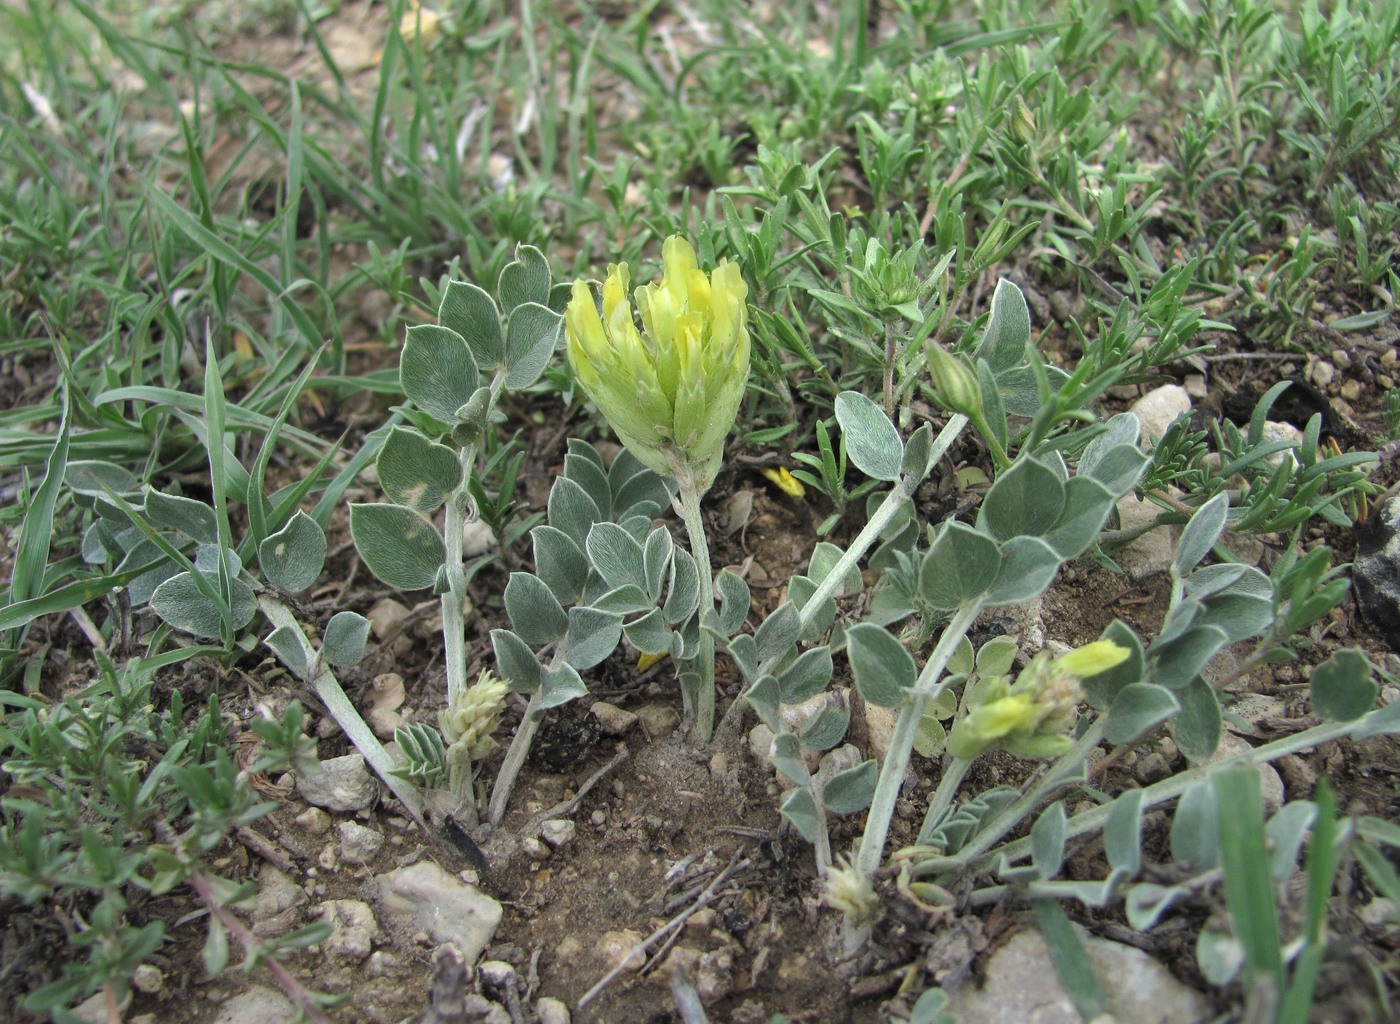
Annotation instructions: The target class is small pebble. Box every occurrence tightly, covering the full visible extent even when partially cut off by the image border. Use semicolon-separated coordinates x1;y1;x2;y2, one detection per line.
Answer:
541;819;576;849
295;807;332;834
535;996;571;1024
590;809;608;826
521;836;550;860
132;964;164;995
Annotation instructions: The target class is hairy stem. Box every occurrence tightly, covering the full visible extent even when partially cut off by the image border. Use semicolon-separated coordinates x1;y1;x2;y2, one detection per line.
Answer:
487;690;546;826
676;482;717;742
855;600;983;883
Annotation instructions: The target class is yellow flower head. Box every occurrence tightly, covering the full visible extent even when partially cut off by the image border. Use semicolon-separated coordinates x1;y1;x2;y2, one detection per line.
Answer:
565;237;750;492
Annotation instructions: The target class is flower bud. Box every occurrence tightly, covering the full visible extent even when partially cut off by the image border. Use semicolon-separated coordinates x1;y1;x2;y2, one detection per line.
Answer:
440;670;507;761
566;236;750;493
924;344;983;418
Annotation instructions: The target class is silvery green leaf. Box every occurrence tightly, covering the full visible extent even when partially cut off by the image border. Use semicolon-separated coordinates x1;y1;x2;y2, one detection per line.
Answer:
591;585;654;615
1155;597;1204;647
617;513;654;542
1171;674;1222;762
503;302;561;390
822;760;878;814
909;987;957;1024
1175;492;1229;577
491;628;541;693
538;663;588;710
754;602;801;662
203;917;229;978
1104;683;1179;743
978;456;1065;542
728;634;759;683
670;625;697;662
745;674;782;731
264;625;310;679
1125;883;1185;932
914;710;949;757
788;575;836;641
259;511;327;593
779;786;823;845
611;454;671;516
778;646;833;704
118;539;179;606
834;391;903;482
1196;592;1274;644
901;422;935;479
498;244;551;311
349;503;445;591
401;324;479;422
624;608;672;656
1265;801;1318;881
1309;648;1377;721
642;527;673;602
867;578;917;627
975;278;1032;375
984;536;1062;606
566;438;606;472
1150;623;1231;689
1104;789;1145;876
715;569;750;635
975;635;1019;677
1195;928;1243;987
504;572;568;645
1080;443;1149;498
919;521;1000;610
809;541;861;596
194;545;242;576
1184;563;1249;600
82;520;117;563
996;363;1069;418
1042;475;1116;559
547;476;601;548
1170;780;1219;869
376;426;463;515
144;490;218;544
1082;412;1141;460
846;622;915;708
532;525;589;605
65;459;139;497
587;522;648;593
150;570;256;639
1031;802;1067;878
438;280;503;368
561;606;621;669
663;549;701;626
948;636;975;677
799;699;849;751
1082;620;1145;710
770;731;811;785
322;611;371;667
563;454;612;525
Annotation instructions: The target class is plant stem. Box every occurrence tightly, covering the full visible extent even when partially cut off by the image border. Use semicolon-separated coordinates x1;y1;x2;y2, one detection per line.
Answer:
487;690;545;826
442;450;474;710
855;600;983;883
918;755;973;841
711;413;970;746
258;596;427;828
676;482;717;742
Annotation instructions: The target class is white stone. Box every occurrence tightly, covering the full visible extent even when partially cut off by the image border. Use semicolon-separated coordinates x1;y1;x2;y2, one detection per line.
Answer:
322;899;379;960
591;701;638;736
132;964;164;994
1206;733;1285;815
593;930;646;972
462;518;497;557
253;865;306;938
372;862;502;963
540;819;576;849
338;821;385;865
535;996;571;1024
213;986;298;1024
1129;384;1192;444
296;753;377;812
1113;494;1178;580
366;598;411;639
946;925;1211;1024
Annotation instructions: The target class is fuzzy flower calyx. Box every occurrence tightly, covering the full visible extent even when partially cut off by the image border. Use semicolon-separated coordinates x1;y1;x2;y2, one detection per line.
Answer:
565;236;750;493
947;641;1129;760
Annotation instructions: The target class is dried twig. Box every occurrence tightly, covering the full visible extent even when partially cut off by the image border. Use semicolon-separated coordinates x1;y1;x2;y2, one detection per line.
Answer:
577;851;752;1008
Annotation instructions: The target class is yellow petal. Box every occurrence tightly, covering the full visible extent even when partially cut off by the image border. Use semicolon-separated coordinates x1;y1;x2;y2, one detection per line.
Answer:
761;467;807;498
